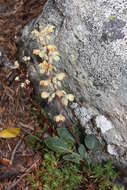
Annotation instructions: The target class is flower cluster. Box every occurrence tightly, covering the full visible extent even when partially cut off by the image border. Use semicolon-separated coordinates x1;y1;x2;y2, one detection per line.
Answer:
32;25;74;122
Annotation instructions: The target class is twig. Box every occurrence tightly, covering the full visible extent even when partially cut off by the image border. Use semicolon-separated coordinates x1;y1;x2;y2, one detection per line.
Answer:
56;94;80;146
19;122;34;131
10;139;22;165
19;125;42;142
5;158;41;190
65;116;80;146
51;75;80;146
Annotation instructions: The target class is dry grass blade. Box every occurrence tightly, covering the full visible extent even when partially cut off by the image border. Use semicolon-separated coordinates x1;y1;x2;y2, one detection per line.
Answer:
5;158;41;190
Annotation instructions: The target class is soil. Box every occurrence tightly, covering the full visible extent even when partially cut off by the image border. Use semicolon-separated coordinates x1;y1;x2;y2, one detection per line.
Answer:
0;59;43;189
0;1;47;189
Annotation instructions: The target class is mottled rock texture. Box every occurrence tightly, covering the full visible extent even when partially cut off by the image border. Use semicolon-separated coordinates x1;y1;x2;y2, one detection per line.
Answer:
21;0;127;162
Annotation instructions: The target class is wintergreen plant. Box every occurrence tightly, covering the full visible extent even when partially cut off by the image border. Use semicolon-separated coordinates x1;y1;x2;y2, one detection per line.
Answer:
32;25;74;123
31;25;102;163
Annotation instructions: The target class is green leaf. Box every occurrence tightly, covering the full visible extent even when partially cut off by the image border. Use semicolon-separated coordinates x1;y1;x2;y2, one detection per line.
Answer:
57;127;75;144
25;135;37;149
45;137;70;153
85;134;101;151
112;185;124;190
78;144;86;159
63;152;82;164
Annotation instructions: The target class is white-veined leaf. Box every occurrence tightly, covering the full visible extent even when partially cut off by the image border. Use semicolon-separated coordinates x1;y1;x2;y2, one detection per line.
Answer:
45;137;69;153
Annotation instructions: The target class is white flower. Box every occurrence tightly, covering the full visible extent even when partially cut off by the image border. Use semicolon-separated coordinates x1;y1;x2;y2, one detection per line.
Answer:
54;114;66;122
25;79;30;85
13;61;19;69
23;56;30;61
66;94;75;102
21;83;26;88
41;92;50;99
15;76;19;81
56;73;66;81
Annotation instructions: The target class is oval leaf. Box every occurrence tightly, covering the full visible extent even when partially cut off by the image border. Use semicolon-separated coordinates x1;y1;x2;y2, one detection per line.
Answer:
78;144;86;159
57;127;75;144
45;137;69;153
0;128;20;138
63;153;82;164
85;135;101;151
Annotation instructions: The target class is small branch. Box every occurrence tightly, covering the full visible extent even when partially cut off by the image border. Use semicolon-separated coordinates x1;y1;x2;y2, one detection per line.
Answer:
10;139;22;165
19;126;42;142
56;95;80;146
19;122;34;131
5;158;41;190
51;76;80;145
64;113;80;146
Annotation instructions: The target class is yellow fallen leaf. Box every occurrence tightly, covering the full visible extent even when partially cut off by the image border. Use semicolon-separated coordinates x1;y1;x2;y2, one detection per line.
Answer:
0;128;20;138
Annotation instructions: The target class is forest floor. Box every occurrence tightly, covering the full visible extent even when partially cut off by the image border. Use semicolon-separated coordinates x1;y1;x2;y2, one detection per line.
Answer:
0;1;47;189
0;63;43;190
0;62;106;189
0;52;121;190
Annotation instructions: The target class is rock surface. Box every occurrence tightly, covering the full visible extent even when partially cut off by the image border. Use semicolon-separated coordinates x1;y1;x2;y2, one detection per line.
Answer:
20;0;127;163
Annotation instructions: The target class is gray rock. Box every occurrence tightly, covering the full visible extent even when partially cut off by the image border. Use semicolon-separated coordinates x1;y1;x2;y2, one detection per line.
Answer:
96;115;114;134
71;103;95;127
20;0;127;162
107;144;118;156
